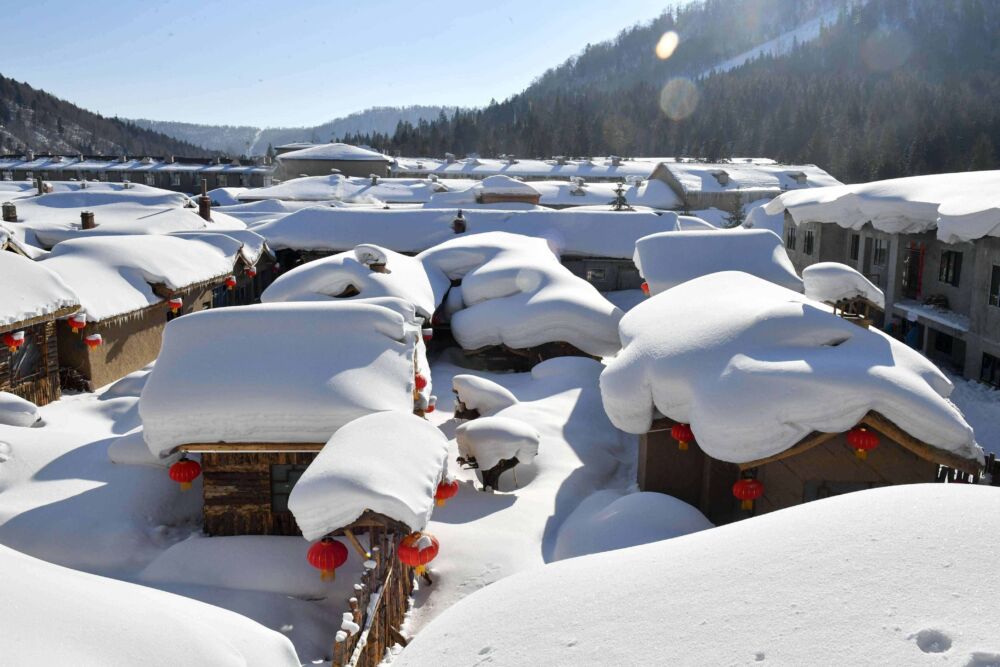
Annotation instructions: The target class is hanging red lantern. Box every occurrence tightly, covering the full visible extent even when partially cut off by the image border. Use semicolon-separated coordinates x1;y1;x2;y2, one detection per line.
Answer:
733;478;764;511
225;275;237;290
398;531;439;575
847;426;880;460
3;330;25;353
422;327;433;343
307;537;349;581
84;333;102;349
168;457;201;491
68;313;87;333
167;297;183;314
246;266;257;278
641;281;650;296
414;373;428;390
671;422;694;451
434;479;459;507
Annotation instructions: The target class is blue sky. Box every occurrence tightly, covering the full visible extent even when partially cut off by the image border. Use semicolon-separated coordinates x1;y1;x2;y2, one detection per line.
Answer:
4;1;671;128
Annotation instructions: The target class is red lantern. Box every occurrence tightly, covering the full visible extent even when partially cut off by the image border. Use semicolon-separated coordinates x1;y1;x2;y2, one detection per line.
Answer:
733;478;764;511
68;313;87;333
422;327;433;343
246;266;257;278
225;275;237;290
167;297;183;314
3;330;24;353
671;422;694;451
426;396;436;414
398;531;439;575
434;479;459;507
307;537;349;581
641;281;650;296
847;426;880;460
168;457;201;491
84;333;102;349
414;373;428;391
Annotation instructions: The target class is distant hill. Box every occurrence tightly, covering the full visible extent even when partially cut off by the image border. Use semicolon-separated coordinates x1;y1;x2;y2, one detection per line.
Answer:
133;105;457;156
0;75;213;157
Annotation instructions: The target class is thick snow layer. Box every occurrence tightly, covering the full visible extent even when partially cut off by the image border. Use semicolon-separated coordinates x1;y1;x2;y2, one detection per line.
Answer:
262;244;448;320
289;412;449;540
278;142;390;162
238;174;449;205
253;206;677;259
765;170;1000;243
171;228;270;266
107;428;175;467
140;302;418;458
1;543;299;666
0;392;40;427
478;174;539;195
0;250;78;326
398;484;1000;667
802;261;885;308
552;490;712;561
452;374;519;415
634;228;803;295
206;187;248;206
418;232;623;356
456;416;541;471
600;272;980;464
742;196;786;235
394;155;660;180
948;374;1000;457
663;161;841;193
39;235;234;322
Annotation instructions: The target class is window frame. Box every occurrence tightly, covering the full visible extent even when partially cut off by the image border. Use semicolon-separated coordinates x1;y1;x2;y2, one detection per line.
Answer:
990;265;1000;307
803;229;815;256
785;225;797;250
873;238;888;267
938;250;963;287
849;234;860;261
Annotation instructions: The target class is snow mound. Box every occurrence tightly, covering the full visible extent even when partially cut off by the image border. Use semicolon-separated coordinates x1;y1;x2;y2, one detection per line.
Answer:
108;428;175;467
288;412;449;540
262;244;449;320
418;232;622;356
600;271;980;464
741;197;786;235
802;262;885;309
764;170;1000;243
0;392;40;427
478;175;539;196
455;416;540;471
277;142;390;162
1;543;299;666
634;228;803;295
452;375;519;416
397;484;1000;667
553;490;712;561
140;302;418;458
0;251;78;327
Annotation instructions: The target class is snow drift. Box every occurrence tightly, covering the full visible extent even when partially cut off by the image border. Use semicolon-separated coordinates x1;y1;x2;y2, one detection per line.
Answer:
802;261;885;308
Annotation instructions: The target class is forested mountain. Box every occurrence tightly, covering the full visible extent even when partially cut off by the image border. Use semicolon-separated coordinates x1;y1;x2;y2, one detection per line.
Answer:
0;75;212;157
343;0;1000;183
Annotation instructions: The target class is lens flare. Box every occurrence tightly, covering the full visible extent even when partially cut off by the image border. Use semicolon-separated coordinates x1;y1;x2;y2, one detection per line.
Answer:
860;28;913;72
655;31;679;60
659;77;699;121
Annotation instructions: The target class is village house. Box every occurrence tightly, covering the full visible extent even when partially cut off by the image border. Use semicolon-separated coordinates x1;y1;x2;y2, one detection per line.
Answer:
274;143;393;180
171;229;278;306
391;154;661;182
0;251;80;406
600;271;984;525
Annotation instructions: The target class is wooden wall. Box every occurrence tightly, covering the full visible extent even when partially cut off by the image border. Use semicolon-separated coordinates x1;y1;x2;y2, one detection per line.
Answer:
0;320;60;406
201;451;318;536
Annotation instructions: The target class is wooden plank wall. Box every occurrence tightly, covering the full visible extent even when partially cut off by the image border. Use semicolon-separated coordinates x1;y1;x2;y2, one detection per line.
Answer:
0;320;60;406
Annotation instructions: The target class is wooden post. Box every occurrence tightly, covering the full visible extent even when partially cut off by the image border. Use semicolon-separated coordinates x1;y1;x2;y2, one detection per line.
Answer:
344;529;371;559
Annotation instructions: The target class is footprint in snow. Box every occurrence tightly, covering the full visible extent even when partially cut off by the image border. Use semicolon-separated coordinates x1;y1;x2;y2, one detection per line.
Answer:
966;652;1000;667
911;628;952;653
0;441;11;463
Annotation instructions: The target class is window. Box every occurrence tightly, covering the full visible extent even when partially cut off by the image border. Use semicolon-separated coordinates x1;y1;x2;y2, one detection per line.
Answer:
170;172;181;187
2;171;11;180
785;225;797;250
902;241;925;299
849;234;860;261
216;175;228;187
991;266;1000;307
262;176;273;187
803;229;815;255
24;170;33;180
270;463;310;512
873;238;888;266
144;173;155;186
938;250;962;286
239;173;250;187
983;353;1000;388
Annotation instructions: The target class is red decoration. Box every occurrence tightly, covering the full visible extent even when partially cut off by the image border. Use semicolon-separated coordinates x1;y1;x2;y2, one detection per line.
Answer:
3;330;24;353
167;297;183;314
398;531;439;575
307;537;349;581
434;479;459;507
246;266;257;278
68;313;87;333
414;373;428;390
84;333;102;349
641;282;650;296
422;327;433;343
426;396;436;414
168;457;201;491
671;422;694;451
225;275;237;290
847;426;880;460
733;478;764;511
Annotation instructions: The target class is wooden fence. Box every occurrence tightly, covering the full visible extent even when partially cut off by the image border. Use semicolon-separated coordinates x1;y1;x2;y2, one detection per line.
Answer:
936;453;1000;486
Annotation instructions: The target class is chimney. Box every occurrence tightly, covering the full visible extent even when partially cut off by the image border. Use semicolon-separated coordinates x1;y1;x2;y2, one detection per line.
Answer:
35;177;43;196
198;178;212;221
370;174;379;185
452;209;466;234
445;152;456;164
2;202;16;222
80;210;96;230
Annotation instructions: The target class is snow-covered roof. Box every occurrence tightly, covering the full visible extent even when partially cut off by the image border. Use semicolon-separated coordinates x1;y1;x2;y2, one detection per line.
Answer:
634;228;803;295
277;143;391;163
452;374;518;416
393;155;660;180
455;416;540;471
802;262;885;309
660;161;842;193
418;232;622;356
764;170;1000;243
395;484;1000;667
170;228;271;267
525;178;681;210
140;302;419;458
288;412;449;540
238;174;443;205
253;207;677;259
38;235;234;322
478;175;539;196
0;251;78;328
600;271;980;465
261;244;448;320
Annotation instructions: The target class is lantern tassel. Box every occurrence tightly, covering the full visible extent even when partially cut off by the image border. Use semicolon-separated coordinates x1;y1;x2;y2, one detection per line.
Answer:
678;440;689;452
855;449;867;461
435;498;446;507
180;481;192;491
741;499;753;511
415;565;426;575
321;569;335;582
